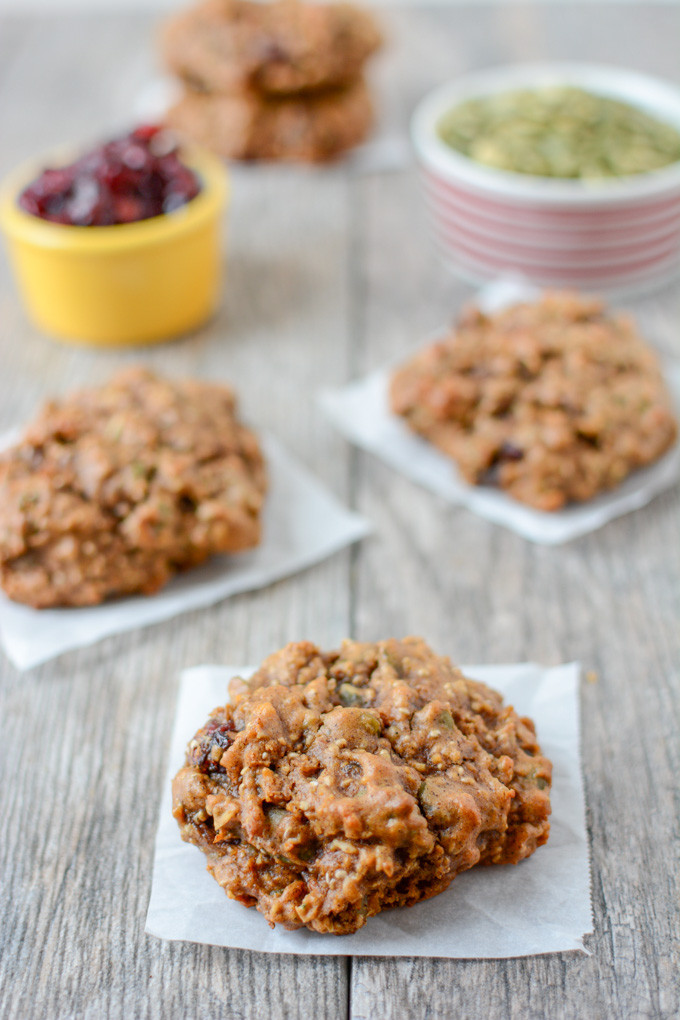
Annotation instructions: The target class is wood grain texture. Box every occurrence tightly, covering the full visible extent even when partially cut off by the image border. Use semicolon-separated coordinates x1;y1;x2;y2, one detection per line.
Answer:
350;6;680;1020
0;5;678;1020
0;13;352;1020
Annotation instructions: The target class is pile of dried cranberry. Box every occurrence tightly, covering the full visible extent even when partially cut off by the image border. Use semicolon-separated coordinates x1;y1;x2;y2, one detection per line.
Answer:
18;126;201;226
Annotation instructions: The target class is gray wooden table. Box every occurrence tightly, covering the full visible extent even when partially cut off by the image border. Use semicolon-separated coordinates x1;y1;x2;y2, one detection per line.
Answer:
0;4;679;1018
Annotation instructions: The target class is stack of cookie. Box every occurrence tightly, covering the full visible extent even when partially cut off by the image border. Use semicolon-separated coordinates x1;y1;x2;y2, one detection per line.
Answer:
160;0;382;162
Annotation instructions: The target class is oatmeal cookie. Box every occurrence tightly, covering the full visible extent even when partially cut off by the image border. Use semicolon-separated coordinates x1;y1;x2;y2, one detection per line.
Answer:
167;77;373;162
160;0;381;98
390;293;678;511
0;368;266;608
172;637;551;934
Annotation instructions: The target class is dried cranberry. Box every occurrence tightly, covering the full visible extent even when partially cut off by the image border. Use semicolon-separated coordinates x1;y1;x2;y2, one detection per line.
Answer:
499;441;524;461
131;124;161;144
18;126;201;226
66;177;100;225
113;196;147;224
120;143;152;172
18;192;42;217
189;718;236;774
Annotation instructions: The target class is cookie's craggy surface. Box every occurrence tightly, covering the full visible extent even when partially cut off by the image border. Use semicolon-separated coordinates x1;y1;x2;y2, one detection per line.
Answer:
390;293;678;511
0;369;266;608
168;78;373;163
172;638;551;934
160;0;381;98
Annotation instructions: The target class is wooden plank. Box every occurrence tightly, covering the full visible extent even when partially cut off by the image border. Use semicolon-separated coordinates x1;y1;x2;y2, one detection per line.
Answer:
350;5;680;1019
0;12;351;1020
0;4;679;1019
0;17;31;93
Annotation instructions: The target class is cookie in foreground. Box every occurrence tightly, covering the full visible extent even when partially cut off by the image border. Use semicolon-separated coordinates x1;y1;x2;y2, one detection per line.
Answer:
389;292;678;511
172;638;552;935
0;368;266;607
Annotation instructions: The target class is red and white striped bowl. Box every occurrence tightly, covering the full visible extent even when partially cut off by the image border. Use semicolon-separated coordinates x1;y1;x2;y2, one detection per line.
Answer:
411;64;680;294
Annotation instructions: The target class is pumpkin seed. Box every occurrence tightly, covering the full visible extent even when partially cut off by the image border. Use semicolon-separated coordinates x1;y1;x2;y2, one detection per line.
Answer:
438;86;680;178
361;713;381;735
338;682;364;706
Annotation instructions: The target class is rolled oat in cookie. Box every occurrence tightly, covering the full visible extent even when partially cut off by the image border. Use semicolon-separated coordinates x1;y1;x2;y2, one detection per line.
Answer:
390;293;678;511
0;368;266;608
172;638;551;935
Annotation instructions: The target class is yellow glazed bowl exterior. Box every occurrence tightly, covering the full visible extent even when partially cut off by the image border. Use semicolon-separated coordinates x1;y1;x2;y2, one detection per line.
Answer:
0;148;228;346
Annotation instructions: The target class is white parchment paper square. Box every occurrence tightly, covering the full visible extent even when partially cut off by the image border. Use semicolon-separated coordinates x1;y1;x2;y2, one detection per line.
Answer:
319;279;680;544
0;436;370;670
146;660;592;958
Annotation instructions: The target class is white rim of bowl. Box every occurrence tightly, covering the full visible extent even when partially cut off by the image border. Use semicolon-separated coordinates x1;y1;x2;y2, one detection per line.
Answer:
411;63;680;206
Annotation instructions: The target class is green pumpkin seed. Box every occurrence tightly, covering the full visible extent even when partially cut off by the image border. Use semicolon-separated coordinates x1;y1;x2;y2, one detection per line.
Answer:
338;682;364;706
361;713;381;735
438;86;680;178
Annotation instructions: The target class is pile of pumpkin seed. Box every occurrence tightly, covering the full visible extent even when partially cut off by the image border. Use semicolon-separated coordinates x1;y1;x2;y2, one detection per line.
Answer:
437;85;680;178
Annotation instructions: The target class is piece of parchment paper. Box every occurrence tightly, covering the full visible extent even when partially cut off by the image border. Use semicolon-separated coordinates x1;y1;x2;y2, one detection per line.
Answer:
146;660;592;958
0;436;370;670
319;278;680;544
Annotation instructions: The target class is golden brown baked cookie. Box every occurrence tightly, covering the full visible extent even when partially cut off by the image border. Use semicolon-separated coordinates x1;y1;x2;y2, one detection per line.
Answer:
390;293;678;511
172;637;551;934
0;368;266;608
167;77;373;162
160;0;381;98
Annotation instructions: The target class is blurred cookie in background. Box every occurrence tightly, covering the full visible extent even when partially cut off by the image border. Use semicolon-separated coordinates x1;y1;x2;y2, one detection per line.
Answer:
167;77;374;162
160;0;381;162
161;0;381;97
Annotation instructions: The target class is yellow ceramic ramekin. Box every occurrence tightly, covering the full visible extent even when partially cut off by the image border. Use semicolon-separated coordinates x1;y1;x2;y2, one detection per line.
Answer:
0;146;228;346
